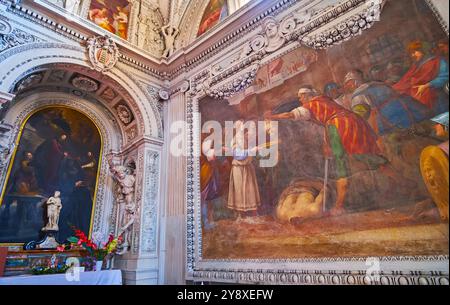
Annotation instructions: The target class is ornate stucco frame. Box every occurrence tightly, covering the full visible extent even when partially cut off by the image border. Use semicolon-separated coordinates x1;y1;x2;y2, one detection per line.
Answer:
184;0;450;285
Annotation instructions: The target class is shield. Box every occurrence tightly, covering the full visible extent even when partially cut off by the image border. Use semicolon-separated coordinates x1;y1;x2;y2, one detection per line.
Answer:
420;143;449;221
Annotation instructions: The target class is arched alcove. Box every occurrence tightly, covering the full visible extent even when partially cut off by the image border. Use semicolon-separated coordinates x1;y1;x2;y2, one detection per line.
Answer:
0;42;163;140
0;106;102;243
0;91;122;239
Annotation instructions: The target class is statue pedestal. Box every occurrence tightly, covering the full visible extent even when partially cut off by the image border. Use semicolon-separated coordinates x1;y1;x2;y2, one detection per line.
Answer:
23;230;64;250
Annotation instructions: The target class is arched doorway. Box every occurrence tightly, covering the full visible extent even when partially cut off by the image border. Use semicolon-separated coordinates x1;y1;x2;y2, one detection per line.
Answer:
0;106;102;244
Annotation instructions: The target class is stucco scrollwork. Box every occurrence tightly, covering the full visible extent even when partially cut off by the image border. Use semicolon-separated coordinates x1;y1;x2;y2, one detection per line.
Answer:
140;150;160;254
0;15;12;35
205;64;259;100
239;16;291;60
158;89;170;101
0;24;41;52
300;0;383;49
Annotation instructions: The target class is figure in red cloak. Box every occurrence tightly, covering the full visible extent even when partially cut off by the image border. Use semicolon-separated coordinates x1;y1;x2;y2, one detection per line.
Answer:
393;40;449;115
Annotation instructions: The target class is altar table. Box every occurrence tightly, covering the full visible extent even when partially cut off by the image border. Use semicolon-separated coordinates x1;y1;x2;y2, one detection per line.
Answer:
0;269;122;285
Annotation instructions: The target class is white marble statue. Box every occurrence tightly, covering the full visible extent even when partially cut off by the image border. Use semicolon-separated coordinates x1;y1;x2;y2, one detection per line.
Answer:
42;191;62;232
161;25;179;58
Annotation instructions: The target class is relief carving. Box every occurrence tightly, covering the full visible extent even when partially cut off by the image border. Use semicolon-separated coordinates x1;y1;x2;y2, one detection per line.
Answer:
87;35;120;73
136;2;164;57
107;154;136;254
161;25;179;58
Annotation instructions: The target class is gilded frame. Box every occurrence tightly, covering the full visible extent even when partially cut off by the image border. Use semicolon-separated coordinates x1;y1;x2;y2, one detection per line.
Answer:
0;104;103;246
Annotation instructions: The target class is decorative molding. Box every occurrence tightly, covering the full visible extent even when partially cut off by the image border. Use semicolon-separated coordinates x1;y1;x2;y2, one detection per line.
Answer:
300;0;383;49
1;0;385;83
140;150;160;254
191;268;449;285
425;0;449;36
205;64;259;100
0;16;42;52
71;75;99;92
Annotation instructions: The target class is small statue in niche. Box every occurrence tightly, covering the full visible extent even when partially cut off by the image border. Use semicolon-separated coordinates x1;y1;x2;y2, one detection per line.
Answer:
42;191;63;232
161;25;179;58
107;155;136;253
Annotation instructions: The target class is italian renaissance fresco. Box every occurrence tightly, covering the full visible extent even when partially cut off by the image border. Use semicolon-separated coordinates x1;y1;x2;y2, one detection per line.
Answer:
88;0;131;40
199;0;449;259
0;107;101;243
197;0;229;37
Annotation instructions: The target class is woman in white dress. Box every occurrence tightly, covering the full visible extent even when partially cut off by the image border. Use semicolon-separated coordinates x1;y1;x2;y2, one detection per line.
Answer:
227;121;261;219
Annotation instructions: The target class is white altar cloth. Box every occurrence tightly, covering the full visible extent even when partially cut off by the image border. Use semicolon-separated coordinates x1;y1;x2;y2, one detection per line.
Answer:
0;270;122;285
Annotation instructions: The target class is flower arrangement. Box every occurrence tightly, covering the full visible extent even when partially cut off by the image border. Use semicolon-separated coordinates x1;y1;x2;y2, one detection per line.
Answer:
57;228;122;262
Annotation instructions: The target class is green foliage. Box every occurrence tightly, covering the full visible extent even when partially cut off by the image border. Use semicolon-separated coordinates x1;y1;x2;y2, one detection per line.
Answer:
31;265;70;275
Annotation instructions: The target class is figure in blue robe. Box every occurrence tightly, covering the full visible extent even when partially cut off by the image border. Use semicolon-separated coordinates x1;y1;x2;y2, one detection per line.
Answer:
350;82;433;135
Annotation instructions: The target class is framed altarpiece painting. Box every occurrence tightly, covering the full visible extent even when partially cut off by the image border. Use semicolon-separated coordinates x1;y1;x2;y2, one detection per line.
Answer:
0;106;101;245
186;0;449;285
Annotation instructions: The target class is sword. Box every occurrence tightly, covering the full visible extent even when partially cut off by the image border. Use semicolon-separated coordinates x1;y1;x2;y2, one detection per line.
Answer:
323;157;330;213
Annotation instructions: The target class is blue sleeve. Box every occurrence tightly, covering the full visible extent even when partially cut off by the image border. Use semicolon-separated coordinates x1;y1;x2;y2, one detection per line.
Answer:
429;59;449;88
